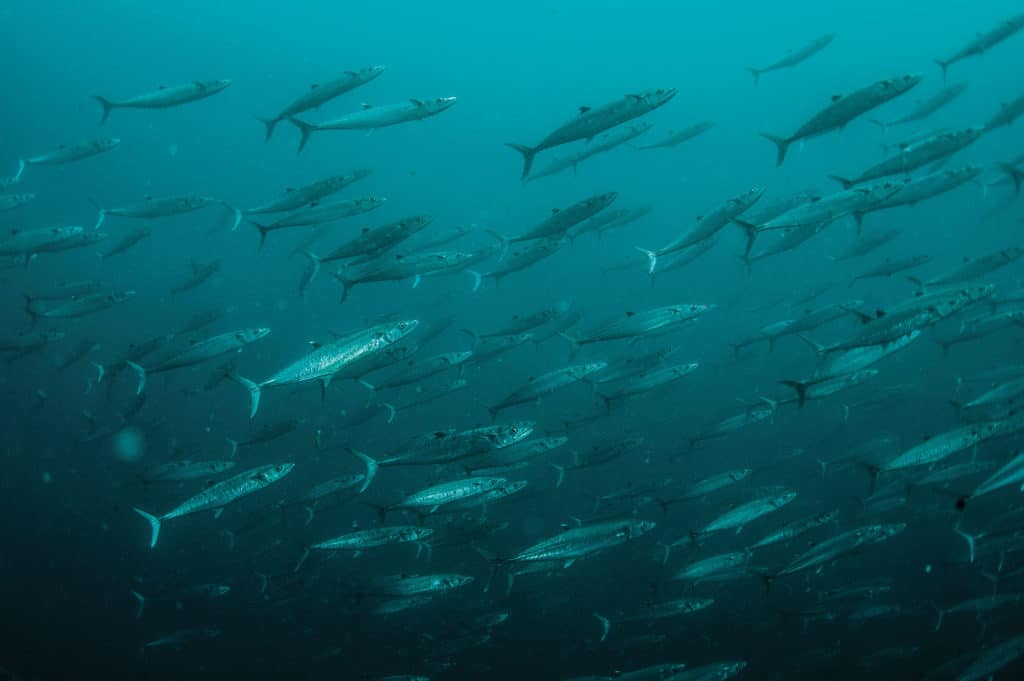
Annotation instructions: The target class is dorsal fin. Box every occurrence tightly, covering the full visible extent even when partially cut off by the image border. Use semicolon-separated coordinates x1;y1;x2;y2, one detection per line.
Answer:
361;103;373;110
831;94;842;102
285;187;295;193
578;106;591;115
410;98;424;107
310;84;319;90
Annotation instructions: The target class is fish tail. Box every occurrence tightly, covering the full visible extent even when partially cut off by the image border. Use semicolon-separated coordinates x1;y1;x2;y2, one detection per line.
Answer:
13;159;25;183
301;250;321;286
732;218;759;255
461;327;480;349
868;118;888;133
94;209;107;231
551;464;566;488
130;589;146;619
934;59;949;83
256;116;278;142
293;548;310;573
558;331;581;358
656;541;672;564
468;269;482;293
505;143;538;180
484;229;509;261
225;438;238;458
251;221;271;251
796;334;827;358
126;361;146;396
382;402;396;423
930;603;945;632
746;67;761;86
289;117;316;154
828;174;855;190
91;362;106;385
736;253;753;276
348;448;378;492
132;507;161;549
93;95;115;125
953;522;976;562
759;133;791;167
997;162;1023;196
303;506;315;526
779;379;808;407
226;205;242;232
634;246;657;274
906;275;925;293
593;613;611;642
228;373;261;419
22;294;38;329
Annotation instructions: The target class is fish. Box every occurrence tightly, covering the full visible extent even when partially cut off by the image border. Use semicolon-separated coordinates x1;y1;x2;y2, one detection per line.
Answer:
870;82;968;130
0;225;88;260
506;89;677;179
306;215;434;275
982;91;1024;132
561;304;714;350
488;362;607;417
856;165;983;219
829;127;984;189
365;573;474;597
98;227;152;259
242;169;372;215
636;187;764;272
478;237;565;283
597;362;699;407
126;328;270;395
170;260;221;295
957;452;1024;509
953;633;1024;681
231;319;418;418
525;123;652;182
761;74;922;165
0;193;34;211
94;79;232;124
26;290;135;326
132;463;294;548
376;477;508;517
501;519;655;566
14;138;120;181
747;34;836;85
333;250;480;302
776;523;906;578
749;509;839;550
571;205;652;241
503;193;618;243
632;121;714;150
880;422;1001;473
552;434;646;487
935;13;1024;81
139;459;237;484
593;597;714;641
249;196;387;249
674;552;749;582
290;97;457;152
779;368;878;407
258;66;385;140
850;254;931;284
94;195;234;230
303;525;432;559
909;248;1024;290
361;351;472;391
696;490;797;538
464;436;569;474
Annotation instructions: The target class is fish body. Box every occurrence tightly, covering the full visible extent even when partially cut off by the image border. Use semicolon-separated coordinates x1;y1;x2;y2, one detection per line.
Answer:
634;121;714;150
367;573;473;597
599;362;698;404
290;96;457;152
489;362;607;416
936;13;1024;80
762;74;922;165
915;248;1024;289
27;290;135;322
954;633;1024;681
510;193;618;242
310;525;433;551
233;319;418;417
830;127;984;188
171;260;221;294
259;66;385;140
507;519;655;564
367;351;472;391
568;304;714;346
481;237;565;282
132;463;294;548
129;328;270;394
527;123;652;181
873;82;968;128
317;215;433;263
700;491;797;535
675;552;748;581
983;91;1024;131
334;250;477;301
750;509;839;549
99;227;152;259
243;169;372;214
0;193;34;211
833;229;900;260
0;225;86;257
882;422;1000;472
140;460;237;483
94;79;231;123
780;369;878;406
251;196;386;247
851;254;931;282
21;138;120;170
506;88;677;178
780;523;906;575
747;34;835;85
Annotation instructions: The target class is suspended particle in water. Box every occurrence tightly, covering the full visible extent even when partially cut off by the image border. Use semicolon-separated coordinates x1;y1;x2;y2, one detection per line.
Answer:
113;427;145;463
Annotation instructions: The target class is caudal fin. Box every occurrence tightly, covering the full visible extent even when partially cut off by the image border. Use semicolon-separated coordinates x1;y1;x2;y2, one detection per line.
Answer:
779;379;809;407
635;246;658;274
746;67;761;86
997;162;1023;196
934;59;950;83
250;221;272;251
12;159;26;183
594;613;611;642
126;361;147;395
505;143;538;180
130;590;146;619
558;332;581;359
301;250;321;287
257;116;278;142
133;507;162;549
760;133;791;167
225;438;238;458
828;174;856;190
348;448;378;492
229;373;262;419
93;96;115;125
732;218;759;256
289;117;317;154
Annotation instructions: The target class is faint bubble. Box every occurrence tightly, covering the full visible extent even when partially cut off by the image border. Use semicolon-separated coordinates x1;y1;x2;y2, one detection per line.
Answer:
41;472;52;484
113;427;145;463
925;564;933;574
168;144;179;157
